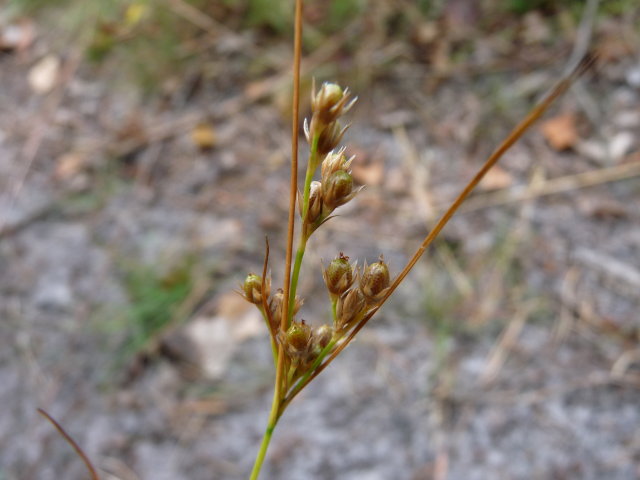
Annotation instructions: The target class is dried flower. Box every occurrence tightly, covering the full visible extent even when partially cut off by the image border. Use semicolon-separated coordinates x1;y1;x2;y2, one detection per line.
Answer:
323;253;355;297
311;82;354;124
360;257;391;304
241;273;270;305
307;181;323;224
308;81;356;140
284;320;313;362
335;287;367;331
269;288;303;331
321;149;352;182
312;324;334;355
322;169;356;210
316;121;349;156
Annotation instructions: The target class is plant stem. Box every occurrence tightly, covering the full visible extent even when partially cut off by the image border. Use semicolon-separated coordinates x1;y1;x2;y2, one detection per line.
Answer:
287;238;307;324
259;306;278;365
250;0;303;478
37;409;99;480
331;297;338;323
249;385;281;480
280;337;337;412
287;134;319;323
301;135;319;220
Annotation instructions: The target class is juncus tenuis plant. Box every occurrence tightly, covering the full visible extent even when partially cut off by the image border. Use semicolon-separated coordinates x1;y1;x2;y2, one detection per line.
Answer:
242;2;595;479
37;1;595;478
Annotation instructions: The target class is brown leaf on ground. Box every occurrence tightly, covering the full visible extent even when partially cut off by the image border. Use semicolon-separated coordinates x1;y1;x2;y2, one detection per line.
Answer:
540;112;578;151
595;22;637;62
478;164;513;191
55;152;88;181
191;122;217;150
352;158;384;186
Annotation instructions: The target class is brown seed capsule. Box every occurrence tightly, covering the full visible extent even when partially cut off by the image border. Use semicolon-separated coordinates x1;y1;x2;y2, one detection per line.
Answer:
322;170;355;210
335;287;366;331
308;81;356;139
317;121;349;156
268;289;285;331
307;181;323;224
241;273;270;305
360;257;391;304
321;149;352;182
311;83;351;123
284;320;313;361
313;83;343;110
269;288;303;331
312;324;334;354
323;253;355;297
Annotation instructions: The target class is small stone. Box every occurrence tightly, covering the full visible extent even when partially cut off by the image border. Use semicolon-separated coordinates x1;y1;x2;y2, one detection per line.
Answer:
625;65;640;88
28;55;60;94
609;131;635;161
34;276;73;311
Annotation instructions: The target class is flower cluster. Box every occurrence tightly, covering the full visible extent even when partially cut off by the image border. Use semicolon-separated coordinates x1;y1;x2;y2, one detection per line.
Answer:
239;81;392;390
328;255;391;333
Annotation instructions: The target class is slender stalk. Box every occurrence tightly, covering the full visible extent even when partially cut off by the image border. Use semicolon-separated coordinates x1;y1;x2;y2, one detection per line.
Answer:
280;337;338;412
287;134;319;322
287;239;307;322
301;135;320;220
258;237;278;364
258;306;278;364
281;0;303;345
249;1;303;478
249;384;281;480
37;408;100;480
331;298;338;322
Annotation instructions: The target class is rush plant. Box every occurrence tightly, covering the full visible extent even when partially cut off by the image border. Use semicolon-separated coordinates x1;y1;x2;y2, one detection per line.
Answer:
38;1;595;478
241;0;593;480
242;2;594;479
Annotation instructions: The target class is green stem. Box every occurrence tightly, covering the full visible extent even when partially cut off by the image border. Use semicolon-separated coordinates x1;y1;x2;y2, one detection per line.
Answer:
281;337;337;411
331;297;338;324
249;387;280;480
301;134;320;218
301;167;314;221
252;135;323;478
287;134;320;323
287;238;307;324
259;307;278;365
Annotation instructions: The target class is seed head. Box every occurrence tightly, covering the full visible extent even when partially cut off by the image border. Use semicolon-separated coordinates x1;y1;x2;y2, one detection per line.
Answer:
317;121;349;156
323;253;355;297
312;324;334;354
311;82;353;123
269;288;303;331
314;82;342;109
322;170;355;210
360;257;391;304
321;149;353;182
335;287;366;331
307;181;323;224
308;81;356;140
284;320;313;361
241;273;270;305
308;325;333;362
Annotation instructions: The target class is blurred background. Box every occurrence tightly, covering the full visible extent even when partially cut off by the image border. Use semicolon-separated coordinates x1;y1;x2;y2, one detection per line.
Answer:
1;0;639;478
